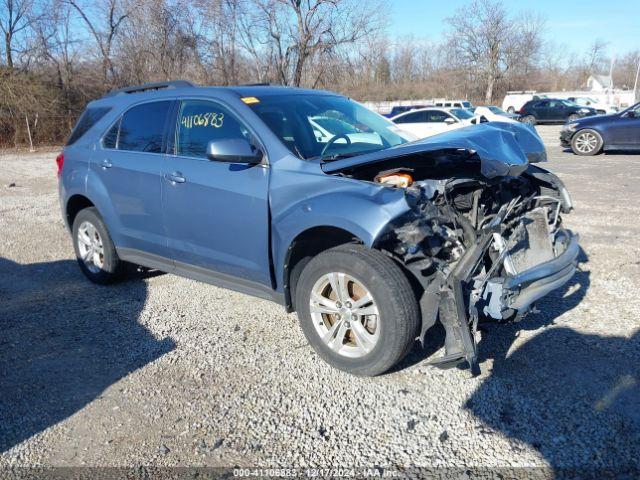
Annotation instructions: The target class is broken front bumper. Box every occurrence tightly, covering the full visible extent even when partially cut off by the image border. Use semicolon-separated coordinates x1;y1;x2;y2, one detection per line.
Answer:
427;208;580;374
482;229;579;320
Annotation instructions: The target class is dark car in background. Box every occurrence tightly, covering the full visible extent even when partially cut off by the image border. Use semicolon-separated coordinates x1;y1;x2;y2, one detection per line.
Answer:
519;98;597;125
383;105;429;118
560;102;640;155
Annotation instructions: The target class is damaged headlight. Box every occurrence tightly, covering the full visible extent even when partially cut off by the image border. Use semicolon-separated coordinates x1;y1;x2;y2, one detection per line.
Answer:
562;122;580;132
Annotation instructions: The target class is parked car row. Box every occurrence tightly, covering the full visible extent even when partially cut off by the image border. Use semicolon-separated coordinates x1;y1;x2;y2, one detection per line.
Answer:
388;105;521;140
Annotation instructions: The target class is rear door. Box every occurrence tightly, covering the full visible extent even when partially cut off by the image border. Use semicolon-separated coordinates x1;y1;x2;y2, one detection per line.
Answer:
162;98;272;287
96;100;174;259
547;100;566;121
533;100;551;121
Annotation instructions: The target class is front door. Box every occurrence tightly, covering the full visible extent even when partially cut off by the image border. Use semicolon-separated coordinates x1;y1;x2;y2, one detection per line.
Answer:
162;99;272;287
615;106;640;146
95;100;174;258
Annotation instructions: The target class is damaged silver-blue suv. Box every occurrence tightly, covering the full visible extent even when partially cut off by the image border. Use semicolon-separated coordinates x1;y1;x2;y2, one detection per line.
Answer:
58;81;580;376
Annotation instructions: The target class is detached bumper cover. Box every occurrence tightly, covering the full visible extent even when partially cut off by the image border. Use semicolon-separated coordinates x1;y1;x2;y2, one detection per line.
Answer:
503;230;579;312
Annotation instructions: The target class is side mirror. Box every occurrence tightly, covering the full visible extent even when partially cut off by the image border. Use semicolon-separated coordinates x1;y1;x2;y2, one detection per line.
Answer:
206;138;262;164
444;117;456;125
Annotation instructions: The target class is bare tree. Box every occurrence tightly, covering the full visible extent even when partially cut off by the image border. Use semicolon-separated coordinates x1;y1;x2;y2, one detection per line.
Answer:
587;39;609;74
0;0;35;69
65;0;131;85
245;0;387;86
445;0;542;103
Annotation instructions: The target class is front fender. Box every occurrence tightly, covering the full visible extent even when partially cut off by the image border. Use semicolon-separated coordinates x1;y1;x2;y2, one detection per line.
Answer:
270;159;411;292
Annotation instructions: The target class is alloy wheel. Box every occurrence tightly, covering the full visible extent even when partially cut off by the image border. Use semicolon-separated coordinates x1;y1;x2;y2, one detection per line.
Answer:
574;131;598;154
77;221;105;273
309;272;380;358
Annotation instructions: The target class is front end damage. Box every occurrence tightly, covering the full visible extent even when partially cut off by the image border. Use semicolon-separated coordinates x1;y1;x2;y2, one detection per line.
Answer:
324;125;580;373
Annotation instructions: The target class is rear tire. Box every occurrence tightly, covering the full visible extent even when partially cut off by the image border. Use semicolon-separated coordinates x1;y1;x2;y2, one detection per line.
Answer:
296;244;419;376
507;107;515;114
571;129;603;156
72;207;123;284
568;114;580;122
522;115;536;125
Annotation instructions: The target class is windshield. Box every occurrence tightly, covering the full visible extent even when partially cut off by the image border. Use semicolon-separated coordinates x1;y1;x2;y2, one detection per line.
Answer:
488;106;505;114
562;100;579;107
450;108;474;120
461;101;472;108
248;95;412;160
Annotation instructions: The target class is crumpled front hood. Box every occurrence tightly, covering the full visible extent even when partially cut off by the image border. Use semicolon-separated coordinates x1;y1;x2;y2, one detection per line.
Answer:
322;122;546;178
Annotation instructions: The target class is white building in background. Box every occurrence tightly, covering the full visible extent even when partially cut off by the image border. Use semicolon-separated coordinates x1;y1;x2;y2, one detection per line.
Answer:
586;74;613;92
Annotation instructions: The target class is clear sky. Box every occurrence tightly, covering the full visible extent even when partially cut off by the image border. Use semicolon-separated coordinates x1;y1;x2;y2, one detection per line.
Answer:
388;0;639;57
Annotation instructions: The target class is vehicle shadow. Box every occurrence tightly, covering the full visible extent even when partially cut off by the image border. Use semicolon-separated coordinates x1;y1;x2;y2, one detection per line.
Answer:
0;257;175;453
465;249;640;474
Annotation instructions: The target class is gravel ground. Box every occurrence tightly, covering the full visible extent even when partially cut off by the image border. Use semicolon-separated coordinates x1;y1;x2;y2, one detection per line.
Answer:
1;126;639;475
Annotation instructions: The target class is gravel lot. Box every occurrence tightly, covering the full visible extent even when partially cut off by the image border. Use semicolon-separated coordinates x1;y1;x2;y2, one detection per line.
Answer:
1;125;639;475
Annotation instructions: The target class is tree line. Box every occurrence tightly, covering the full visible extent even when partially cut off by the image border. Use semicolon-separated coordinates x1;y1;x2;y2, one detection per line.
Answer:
1;0;638;148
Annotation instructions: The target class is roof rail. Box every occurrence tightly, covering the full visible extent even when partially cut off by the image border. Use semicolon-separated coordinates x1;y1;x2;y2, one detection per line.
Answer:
240;82;279;87
105;80;196;97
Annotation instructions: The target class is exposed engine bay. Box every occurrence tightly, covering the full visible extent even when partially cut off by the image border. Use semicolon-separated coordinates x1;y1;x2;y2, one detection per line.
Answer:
331;148;579;373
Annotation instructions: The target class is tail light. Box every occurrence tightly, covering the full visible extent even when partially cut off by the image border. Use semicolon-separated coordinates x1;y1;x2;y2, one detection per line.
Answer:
518;107;525;114
55;152;64;176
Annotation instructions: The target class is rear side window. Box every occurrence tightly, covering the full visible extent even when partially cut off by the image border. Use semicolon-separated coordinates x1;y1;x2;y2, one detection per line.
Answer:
117;101;172;153
66;107;111;145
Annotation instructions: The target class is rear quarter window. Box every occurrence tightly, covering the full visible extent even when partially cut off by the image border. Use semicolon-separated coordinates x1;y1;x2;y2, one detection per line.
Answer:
66;107;111;146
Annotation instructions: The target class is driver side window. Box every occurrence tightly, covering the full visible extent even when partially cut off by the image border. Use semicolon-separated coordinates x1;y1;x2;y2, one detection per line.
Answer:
174;100;251;158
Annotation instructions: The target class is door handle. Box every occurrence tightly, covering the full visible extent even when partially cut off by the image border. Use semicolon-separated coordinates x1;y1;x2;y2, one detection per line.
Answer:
165;171;186;184
101;159;113;170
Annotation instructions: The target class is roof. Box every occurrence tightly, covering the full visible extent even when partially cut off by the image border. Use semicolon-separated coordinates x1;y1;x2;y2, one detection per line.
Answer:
95;81;338;105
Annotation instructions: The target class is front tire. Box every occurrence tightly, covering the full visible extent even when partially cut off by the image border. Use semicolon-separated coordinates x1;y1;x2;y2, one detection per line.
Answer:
507;106;515;114
296;244;419;376
72;207;123;284
571;129;603;156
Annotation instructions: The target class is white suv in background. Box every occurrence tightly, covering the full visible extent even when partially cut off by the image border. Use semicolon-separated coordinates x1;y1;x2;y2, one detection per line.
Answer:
502;91;545;113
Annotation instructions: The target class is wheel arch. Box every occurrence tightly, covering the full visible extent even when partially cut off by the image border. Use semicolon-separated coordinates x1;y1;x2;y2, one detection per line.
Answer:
283;225;364;312
65;194;95;229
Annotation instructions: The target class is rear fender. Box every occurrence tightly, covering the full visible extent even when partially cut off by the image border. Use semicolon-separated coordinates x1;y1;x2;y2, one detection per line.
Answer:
84;165;126;247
